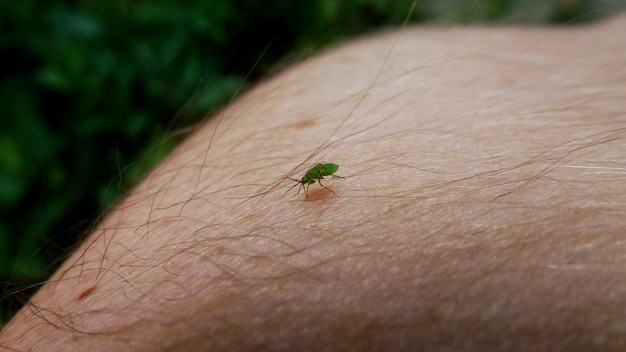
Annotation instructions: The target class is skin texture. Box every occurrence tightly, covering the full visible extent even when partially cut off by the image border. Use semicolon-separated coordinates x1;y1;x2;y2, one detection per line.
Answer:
2;15;626;352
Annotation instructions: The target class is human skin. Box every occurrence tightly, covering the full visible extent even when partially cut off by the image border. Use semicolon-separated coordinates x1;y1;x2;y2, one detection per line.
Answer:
2;15;626;352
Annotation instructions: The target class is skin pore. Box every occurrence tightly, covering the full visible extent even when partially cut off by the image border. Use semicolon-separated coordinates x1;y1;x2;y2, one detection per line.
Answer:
1;15;625;352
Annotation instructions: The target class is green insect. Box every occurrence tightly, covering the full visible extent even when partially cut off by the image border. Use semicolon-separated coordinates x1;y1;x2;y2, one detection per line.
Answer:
287;163;344;199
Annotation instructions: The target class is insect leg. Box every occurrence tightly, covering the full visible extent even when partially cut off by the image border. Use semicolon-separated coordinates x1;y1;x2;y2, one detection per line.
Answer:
304;183;310;199
317;177;335;194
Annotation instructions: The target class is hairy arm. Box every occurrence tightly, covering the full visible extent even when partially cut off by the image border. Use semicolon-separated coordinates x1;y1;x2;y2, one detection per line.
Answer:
2;16;625;352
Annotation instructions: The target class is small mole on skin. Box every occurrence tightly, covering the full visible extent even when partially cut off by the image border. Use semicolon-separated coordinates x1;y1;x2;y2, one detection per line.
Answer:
293;118;317;129
424;310;442;324
77;286;96;300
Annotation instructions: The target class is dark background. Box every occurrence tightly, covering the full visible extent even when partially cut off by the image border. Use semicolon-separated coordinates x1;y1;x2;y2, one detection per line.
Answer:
1;0;624;325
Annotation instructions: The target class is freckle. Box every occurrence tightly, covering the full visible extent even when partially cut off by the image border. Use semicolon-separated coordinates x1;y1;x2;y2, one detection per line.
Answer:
242;213;255;223
214;246;226;255
425;310;442;324
77;286;96;300
501;74;517;87
293;118;317;129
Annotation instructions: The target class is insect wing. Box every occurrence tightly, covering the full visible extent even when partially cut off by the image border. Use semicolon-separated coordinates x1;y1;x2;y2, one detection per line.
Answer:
320;163;339;176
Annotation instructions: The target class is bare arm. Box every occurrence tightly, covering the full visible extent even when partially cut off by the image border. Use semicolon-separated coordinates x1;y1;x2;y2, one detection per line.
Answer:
2;15;625;352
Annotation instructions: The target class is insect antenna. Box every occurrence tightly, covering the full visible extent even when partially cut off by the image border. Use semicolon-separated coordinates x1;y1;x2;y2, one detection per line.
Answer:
284;177;303;196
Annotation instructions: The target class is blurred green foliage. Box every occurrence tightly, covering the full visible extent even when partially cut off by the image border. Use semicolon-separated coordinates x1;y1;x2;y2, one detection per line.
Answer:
0;0;622;324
